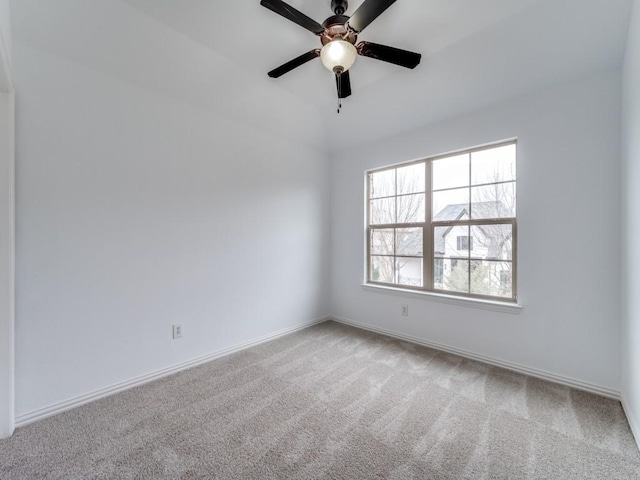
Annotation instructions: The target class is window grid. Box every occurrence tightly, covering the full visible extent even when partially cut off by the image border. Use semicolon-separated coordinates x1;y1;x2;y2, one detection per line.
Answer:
366;140;517;302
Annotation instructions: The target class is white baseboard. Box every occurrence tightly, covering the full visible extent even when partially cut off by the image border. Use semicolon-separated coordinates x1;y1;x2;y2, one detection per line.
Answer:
16;316;331;428
16;314;623;429
621;393;640;452
330;315;621;400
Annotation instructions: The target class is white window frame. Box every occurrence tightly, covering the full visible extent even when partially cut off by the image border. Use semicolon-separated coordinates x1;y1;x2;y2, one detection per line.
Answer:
365;140;518;303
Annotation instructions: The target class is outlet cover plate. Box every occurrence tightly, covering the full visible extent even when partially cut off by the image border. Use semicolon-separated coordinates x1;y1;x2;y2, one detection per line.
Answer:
172;324;182;339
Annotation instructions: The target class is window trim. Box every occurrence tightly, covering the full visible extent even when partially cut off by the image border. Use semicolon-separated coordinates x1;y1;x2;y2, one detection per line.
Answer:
365;139;518;303
360;283;523;314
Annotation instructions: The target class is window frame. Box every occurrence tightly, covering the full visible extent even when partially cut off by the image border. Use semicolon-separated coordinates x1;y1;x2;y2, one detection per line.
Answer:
365;140;518;303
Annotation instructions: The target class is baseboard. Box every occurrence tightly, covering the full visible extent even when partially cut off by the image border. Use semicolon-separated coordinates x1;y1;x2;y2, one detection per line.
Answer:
621;393;640;452
16;316;331;428
16;314;622;428
330;315;621;400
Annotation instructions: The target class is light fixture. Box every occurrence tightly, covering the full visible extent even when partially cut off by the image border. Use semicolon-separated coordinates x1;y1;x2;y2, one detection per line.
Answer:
320;39;357;74
262;0;423;112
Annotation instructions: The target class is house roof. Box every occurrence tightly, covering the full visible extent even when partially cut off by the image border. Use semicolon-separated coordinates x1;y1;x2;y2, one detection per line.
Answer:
434;202;512;257
433;201;512;222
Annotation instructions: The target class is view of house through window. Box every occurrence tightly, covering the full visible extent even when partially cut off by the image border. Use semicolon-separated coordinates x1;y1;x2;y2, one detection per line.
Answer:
367;141;516;301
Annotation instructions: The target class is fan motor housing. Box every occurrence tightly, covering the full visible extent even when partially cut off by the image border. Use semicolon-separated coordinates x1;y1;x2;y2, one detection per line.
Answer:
321;15;358;45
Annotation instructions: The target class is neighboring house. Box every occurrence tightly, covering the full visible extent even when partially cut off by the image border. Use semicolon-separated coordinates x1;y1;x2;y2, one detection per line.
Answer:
371;201;513;292
433;202;513;293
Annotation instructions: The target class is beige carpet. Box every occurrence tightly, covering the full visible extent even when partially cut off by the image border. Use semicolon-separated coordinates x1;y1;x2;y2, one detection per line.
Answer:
1;321;639;479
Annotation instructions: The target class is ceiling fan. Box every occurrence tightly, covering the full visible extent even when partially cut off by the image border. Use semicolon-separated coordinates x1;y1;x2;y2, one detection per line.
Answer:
261;0;421;109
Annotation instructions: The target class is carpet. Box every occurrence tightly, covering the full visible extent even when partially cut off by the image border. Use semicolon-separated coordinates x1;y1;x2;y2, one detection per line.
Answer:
1;321;639;479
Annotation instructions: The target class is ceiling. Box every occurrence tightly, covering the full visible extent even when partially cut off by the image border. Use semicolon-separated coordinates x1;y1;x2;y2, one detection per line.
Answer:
9;0;634;153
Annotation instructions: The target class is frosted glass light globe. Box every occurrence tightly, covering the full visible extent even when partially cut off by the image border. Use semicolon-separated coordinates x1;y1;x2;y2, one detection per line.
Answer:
320;39;357;74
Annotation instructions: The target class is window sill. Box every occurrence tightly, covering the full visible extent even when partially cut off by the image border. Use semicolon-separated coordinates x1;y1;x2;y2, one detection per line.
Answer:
360;284;523;314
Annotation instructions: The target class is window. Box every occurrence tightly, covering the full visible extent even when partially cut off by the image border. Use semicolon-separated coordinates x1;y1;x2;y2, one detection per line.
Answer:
456;236;472;251
366;141;517;301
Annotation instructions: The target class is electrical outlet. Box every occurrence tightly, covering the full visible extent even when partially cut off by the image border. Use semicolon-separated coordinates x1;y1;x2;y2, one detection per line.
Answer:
172;324;182;339
401;305;409;316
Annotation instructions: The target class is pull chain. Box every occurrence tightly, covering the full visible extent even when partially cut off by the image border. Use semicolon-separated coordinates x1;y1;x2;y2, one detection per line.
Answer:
337;71;342;114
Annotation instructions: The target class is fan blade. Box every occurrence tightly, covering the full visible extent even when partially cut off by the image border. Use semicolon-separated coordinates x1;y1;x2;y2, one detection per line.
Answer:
348;0;397;33
260;0;325;35
336;71;352;98
268;50;320;78
357;41;421;69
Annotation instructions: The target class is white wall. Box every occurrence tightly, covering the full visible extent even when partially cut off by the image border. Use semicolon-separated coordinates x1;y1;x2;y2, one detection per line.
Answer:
622;0;640;448
0;0;9;65
0;90;14;438
330;71;622;393
13;43;330;417
0;0;14;439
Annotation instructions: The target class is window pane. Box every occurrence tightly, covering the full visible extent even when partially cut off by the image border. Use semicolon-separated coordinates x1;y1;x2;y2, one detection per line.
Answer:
434;226;474;259
470;225;513;260
371;256;394;283
370;197;395;225
371;229;394;255
470;261;513;298
370;169;395;198
398;257;423;287
433;188;469;221
432;153;469;191
396;228;423;256
470;182;516;219
434;258;444;289
434;226;448;256
440;259;469;293
471;144;516;185
449;225;470;257
397;193;425;223
397;163;425;195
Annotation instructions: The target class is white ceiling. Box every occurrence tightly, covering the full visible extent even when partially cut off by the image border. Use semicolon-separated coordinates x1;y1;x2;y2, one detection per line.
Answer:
9;0;634;153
